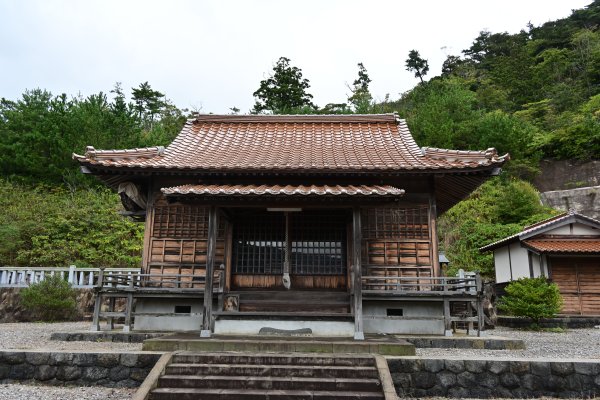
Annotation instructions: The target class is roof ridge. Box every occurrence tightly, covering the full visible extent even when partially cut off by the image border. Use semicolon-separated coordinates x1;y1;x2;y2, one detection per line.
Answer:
193;113;398;124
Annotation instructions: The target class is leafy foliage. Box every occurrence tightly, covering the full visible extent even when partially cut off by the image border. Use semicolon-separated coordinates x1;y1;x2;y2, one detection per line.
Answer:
0;179;143;267
498;277;563;323
405;50;429;83
347;63;374;113
0;83;186;185
20;274;78;321
252;57;315;114
439;178;557;278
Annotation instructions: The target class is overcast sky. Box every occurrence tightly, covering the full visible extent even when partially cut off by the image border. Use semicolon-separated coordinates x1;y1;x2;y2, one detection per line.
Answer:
0;0;591;113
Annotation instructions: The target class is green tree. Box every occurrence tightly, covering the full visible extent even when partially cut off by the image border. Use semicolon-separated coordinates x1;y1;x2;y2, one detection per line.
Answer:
439;178;556;278
252;57;315;114
131;82;166;129
20;274;77;321
347;62;373;113
498;277;563;325
405;50;429;83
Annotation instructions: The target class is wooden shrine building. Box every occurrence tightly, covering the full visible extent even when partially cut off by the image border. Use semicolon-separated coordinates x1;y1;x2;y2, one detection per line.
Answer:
73;114;507;338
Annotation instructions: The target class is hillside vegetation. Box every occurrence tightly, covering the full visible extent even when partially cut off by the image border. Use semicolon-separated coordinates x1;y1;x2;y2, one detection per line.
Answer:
1;2;598;276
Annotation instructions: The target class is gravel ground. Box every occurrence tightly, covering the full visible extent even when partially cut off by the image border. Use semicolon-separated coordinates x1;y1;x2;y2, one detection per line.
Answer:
0;383;134;400
1;322;600;399
417;326;600;359
0;322;142;351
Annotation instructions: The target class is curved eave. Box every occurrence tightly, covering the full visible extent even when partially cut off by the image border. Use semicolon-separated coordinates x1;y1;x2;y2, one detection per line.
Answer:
76;160;505;177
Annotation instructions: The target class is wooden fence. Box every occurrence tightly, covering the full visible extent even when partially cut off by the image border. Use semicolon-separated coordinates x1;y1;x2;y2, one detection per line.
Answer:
0;266;141;289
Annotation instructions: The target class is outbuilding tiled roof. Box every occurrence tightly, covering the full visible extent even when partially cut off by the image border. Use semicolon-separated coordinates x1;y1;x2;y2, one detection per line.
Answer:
161;184;404;197
73;114;507;174
480;211;600;252
522;239;600;254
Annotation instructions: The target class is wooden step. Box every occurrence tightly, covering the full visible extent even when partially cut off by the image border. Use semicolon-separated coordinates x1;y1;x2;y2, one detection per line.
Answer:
158;374;382;391
165;363;379;379
150;387;384;400
231;290;350;301
239;301;350;313
171;353;376;366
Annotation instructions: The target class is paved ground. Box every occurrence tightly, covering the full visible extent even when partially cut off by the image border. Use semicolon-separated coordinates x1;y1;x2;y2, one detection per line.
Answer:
1;322;599;399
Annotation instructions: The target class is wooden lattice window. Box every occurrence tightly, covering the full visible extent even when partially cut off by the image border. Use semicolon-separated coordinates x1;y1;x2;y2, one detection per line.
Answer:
153;206;209;238
290;211;347;275
231;210;348;276
361;206;429;240
232;213;285;275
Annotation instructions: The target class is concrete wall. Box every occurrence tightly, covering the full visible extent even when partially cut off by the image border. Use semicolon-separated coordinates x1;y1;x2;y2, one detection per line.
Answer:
214;319;355;336
0;350;161;388
541;186;600;220
390;356;600;398
534;160;600;193
363;301;444;335
134;298;203;331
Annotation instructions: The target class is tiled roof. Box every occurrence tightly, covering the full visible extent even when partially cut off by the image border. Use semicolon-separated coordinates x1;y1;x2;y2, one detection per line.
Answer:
73;114;507;174
480;211;600;252
161;184;404;197
523;239;600;254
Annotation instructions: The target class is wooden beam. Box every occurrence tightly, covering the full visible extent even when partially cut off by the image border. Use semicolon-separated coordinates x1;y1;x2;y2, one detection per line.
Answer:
429;182;440;278
224;220;233;292
141;183;155;275
352;207;364;340
201;205;218;337
90;293;102;332
443;298;452;336
123;293;134;332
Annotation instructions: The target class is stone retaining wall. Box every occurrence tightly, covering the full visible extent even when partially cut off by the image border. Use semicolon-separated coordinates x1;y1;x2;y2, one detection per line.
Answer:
0;288;95;322
389;357;600;398
403;336;524;350
0;350;162;388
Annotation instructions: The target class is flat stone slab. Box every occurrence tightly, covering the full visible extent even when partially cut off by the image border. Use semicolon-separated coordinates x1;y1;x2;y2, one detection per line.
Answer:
142;334;415;356
400;335;525;350
50;331;165;343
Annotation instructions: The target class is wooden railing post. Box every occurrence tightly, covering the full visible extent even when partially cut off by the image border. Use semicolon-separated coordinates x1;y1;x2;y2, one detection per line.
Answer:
97;268;105;289
201;206;218;337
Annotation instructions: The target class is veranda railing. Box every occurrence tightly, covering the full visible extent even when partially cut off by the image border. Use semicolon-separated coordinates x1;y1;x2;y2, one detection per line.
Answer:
0;266;141;289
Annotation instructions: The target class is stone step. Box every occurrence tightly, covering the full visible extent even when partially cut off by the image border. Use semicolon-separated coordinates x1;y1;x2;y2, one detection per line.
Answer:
158;374;382;391
166;363;380;379
172;352;376;366
150;387;384;400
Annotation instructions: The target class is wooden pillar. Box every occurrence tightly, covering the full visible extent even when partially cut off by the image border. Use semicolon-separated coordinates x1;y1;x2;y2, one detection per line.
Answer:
352;207;364;340
108;297;116;330
201;206;218;337
90;293;102;332
123;292;134;332
443;298;452;336
429;189;441;278
141;183;155;275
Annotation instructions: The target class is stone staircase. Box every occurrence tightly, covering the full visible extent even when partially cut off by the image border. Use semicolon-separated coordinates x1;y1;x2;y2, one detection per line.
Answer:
148;352;388;399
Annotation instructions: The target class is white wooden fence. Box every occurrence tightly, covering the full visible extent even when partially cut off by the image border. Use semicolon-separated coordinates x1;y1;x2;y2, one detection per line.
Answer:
0;266;141;289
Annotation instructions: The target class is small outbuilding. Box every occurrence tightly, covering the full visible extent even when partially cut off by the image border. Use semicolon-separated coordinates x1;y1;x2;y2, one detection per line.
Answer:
481;211;600;315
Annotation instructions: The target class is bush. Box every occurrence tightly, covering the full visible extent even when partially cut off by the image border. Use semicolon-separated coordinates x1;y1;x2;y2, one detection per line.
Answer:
498;277;563;324
20;274;77;321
